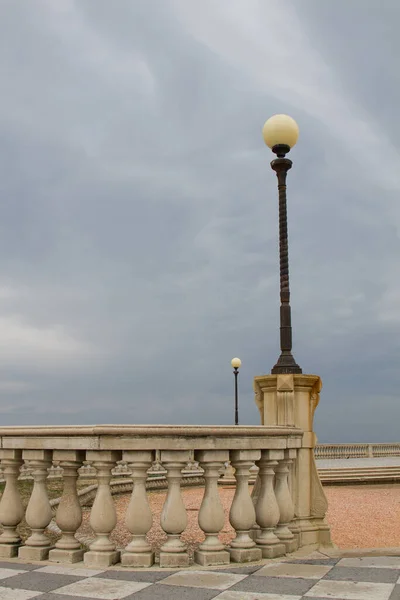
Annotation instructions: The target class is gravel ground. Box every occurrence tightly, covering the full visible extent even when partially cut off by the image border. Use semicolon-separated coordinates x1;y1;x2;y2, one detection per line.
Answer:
324;484;400;548
77;483;400;555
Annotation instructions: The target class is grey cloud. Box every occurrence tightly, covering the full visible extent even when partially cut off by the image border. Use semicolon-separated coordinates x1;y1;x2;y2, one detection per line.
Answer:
0;0;399;440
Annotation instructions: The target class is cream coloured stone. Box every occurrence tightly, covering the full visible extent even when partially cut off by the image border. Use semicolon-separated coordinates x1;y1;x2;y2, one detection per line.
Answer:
0;449;24;558
229;547;262;563
19;545;53;561
255;451;286;559
0;426;302;455
229;450;262;563
121;450;154;568
19;450;53;561
195;450;229;463
254;373;332;549
275;455;297;553
159;451;190;568
85;450;122;463
2;436;100;450
48;548;84;564
0;422;307;568
52;450;87;462
84;549;120;568
194;449;230;566
84;451;121;568
160;450;191;463
49;451;85;564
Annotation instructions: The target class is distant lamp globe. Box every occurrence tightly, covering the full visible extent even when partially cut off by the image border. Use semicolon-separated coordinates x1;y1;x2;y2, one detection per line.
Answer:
262;114;299;155
231;357;242;369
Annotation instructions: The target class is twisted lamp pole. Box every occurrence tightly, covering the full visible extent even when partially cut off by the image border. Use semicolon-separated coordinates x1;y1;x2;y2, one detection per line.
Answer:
262;115;302;375
231;357;241;425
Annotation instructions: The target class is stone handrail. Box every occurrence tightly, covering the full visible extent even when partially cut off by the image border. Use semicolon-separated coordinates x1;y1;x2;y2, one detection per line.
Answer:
0;424;303;568
314;443;400;459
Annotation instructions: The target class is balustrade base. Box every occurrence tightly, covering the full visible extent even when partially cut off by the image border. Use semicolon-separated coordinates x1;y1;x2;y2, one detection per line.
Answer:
159;551;189;568
229;547;262;563
194;549;230;567
19;545;53;561
0;544;20;558
278;538;298;554
257;542;286;559
289;525;301;550
84;550;120;568
49;548;85;564
121;551;155;568
250;525;260;542
295;517;333;547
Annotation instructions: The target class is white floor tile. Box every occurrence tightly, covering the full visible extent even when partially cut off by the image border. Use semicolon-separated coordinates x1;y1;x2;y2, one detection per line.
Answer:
215;591;302;600
0;587;41;599
54;577;151;599
0;570;26;581
256;562;332;579
338;556;400;569
305;579;394;600
160;570;246;590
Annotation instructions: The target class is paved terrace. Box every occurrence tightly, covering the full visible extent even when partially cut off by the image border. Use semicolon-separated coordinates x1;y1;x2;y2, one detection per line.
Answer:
0;551;399;599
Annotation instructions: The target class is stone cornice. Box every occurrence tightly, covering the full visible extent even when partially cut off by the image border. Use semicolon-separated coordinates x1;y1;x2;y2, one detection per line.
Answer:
0;424;302;438
254;373;322;393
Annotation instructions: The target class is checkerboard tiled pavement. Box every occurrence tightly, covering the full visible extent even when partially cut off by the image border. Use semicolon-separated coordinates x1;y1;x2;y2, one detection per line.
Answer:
0;556;399;599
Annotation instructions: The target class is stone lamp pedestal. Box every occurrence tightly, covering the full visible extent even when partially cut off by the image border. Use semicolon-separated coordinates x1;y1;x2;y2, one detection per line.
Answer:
254;373;332;549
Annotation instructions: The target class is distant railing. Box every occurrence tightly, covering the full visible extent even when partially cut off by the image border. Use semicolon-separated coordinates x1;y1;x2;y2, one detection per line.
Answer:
314;443;400;459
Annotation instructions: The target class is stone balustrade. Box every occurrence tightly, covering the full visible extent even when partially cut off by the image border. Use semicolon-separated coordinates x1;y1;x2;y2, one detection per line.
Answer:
314;443;400;460
0;425;303;569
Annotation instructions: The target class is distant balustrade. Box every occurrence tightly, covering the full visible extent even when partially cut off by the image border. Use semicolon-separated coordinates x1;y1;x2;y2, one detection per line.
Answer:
0;425;302;568
314;443;400;460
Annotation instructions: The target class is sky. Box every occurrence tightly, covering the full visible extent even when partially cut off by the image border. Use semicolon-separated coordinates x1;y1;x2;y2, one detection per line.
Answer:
0;0;399;442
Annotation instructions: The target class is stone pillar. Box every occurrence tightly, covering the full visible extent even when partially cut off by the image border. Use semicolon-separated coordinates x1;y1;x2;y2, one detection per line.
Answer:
159;450;190;568
19;450;54;561
254;449;286;558
275;450;298;553
194;450;230;566
229;450;262;563
84;450;121;568
254;373;332;549
0;450;24;558
49;451;85;564
121;450;154;568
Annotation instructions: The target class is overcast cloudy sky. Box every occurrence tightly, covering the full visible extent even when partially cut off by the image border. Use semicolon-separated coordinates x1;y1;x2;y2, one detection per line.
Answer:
0;0;399;442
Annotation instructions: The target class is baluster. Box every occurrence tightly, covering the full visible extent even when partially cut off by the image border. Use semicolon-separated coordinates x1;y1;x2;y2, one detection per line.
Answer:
121;450;154;567
229;450;262;563
84;450;121;567
255;450;286;558
49;451;85;564
274;450;297;553
286;449;301;547
19;450;53;561
0;450;24;558
194;450;230;566
159;450;190;568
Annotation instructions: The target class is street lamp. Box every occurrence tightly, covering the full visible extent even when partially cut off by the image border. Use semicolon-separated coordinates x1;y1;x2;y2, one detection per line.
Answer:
262;114;302;374
231;357;241;425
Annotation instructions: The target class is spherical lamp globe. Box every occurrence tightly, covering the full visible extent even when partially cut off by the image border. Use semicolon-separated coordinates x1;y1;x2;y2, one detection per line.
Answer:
262;114;299;150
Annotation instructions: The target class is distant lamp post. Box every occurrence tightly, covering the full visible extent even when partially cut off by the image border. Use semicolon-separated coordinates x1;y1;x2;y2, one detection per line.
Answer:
262;114;302;375
231;357;242;425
